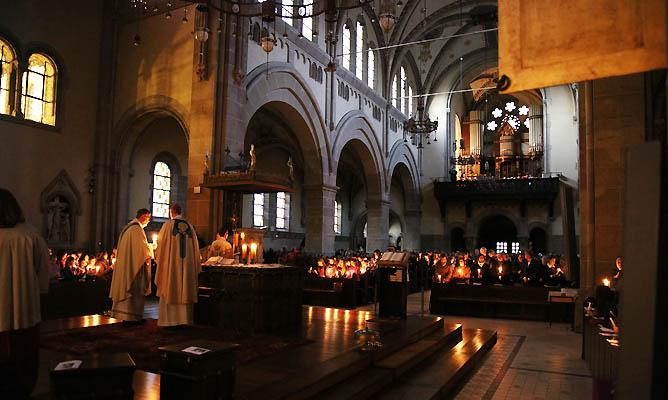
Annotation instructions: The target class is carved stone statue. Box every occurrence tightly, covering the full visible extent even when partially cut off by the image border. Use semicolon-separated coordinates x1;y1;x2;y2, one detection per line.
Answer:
47;196;70;243
287;156;294;181
249;144;256;171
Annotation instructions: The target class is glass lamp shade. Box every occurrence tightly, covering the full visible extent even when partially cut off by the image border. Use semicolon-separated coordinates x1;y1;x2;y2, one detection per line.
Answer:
194;28;209;42
379;14;396;32
261;37;275;52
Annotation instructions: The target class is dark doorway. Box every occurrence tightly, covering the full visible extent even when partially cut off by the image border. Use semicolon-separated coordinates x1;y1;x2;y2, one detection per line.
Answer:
529;227;548;255
451;228;466;251
477;215;518;251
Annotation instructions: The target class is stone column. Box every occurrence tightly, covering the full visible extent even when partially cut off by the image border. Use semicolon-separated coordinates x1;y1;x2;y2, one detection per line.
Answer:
402;209;422;251
303;184;337;255
366;196;390;252
468;110;484;156
528;105;543;154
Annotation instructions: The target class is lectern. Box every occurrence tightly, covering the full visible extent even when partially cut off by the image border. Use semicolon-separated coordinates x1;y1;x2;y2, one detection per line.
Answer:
377;252;410;319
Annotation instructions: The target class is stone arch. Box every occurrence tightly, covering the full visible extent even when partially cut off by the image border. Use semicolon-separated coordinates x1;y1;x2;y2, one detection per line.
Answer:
466;208;523;238
332;111;386;197
243;62;329;183
387;141;420;208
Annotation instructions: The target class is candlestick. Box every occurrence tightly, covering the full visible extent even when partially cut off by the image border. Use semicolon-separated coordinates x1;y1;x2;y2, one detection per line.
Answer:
241;243;248;261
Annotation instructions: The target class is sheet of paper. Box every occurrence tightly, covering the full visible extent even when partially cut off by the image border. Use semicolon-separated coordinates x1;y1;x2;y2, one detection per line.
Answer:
54;360;83;371
182;346;211;355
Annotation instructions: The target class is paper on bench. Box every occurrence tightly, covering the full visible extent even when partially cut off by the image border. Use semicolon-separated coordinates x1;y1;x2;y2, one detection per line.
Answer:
182;346;211;355
54;360;83;371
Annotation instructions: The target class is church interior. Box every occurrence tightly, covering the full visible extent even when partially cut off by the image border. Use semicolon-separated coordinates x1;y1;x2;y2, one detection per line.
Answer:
1;0;666;399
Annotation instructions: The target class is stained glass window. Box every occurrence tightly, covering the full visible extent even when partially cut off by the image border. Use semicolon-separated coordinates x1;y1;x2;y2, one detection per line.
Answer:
355;21;364;80
0;38;15;116
253;193;265;227
21;53;56;125
367;47;375;88
152;161;171;218
342;24;351;71
334;201;342;234
276;192;290;230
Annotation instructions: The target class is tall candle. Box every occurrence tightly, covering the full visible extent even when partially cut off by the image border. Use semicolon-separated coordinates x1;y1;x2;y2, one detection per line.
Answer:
250;243;257;264
240;232;245;241
241;244;248;260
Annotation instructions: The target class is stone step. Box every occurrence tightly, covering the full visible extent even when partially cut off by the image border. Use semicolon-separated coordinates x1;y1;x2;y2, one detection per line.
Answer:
314;323;464;400
375;328;498;400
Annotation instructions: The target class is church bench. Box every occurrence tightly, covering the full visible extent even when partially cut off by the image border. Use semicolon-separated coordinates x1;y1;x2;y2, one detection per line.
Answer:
302;276;359;309
430;283;568;321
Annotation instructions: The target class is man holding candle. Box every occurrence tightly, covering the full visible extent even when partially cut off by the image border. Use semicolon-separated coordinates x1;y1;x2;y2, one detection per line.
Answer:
154;204;200;327
109;208;153;323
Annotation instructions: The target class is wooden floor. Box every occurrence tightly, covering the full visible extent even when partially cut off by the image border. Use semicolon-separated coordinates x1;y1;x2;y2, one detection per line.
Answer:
34;296;498;399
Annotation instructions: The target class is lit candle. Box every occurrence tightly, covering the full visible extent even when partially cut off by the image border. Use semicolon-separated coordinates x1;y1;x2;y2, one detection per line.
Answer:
603;278;610;287
240;232;245;241
152;233;158;244
241;244;248;260
437;274;441;283
498;266;503;274
250;242;257;264
458;267;463;276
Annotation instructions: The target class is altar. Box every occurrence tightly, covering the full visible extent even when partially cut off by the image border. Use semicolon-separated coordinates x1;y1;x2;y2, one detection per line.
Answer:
195;264;303;336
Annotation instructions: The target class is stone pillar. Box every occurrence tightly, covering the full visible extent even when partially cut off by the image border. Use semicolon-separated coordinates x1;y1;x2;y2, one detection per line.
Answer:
402;209;422;251
366;197;390;252
528;105;543;154
303;184;337;255
468;110;484;156
518;236;529;253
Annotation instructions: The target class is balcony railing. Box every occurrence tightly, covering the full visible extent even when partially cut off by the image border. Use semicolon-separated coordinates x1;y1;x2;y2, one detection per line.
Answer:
434;176;561;202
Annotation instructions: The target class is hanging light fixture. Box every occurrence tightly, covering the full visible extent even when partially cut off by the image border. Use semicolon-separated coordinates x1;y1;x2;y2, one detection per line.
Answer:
404;96;438;148
194;4;209;42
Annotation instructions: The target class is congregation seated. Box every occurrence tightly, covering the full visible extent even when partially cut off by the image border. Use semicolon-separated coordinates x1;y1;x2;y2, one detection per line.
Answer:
307;253;378;280
54;249;116;282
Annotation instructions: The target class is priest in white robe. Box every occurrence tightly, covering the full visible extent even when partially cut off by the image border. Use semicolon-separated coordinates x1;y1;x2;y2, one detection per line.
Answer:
109;208;153;322
0;189;49;397
155;203;200;327
209;226;233;258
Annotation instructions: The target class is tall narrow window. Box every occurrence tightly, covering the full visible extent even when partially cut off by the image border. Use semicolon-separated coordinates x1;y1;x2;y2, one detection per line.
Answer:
302;3;313;40
496;241;507;254
276;192;290;230
0;38;15;116
282;0;293;27
367;47;375;89
21;53;56;125
400;67;408;115
355;21;364;80
511;242;520;254
152;161;171;219
342;24;352;71
407;85;414;115
334;201;342;234
253;193;265;227
391;75;398;109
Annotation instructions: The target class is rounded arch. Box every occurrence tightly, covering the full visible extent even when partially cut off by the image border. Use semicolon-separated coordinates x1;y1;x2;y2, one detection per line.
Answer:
243;63;329;183
476;214;518;250
387;141;420;207
332;111;386;197
466;208;523;238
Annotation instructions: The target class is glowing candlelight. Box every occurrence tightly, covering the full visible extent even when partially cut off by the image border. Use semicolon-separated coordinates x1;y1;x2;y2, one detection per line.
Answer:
498;266;503;274
458;267;463;275
152;233;158;244
437;274;441;282
603;278;610;287
241;243;248;260
250;242;258;264
240;232;245;240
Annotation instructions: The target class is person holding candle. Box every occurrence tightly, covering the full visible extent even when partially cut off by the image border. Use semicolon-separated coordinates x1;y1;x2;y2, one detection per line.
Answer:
109;208;154;323
0;189;50;398
433;253;454;283
154;204;200;327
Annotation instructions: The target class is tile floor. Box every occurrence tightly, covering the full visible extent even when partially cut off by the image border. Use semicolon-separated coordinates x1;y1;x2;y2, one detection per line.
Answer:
386;290;593;400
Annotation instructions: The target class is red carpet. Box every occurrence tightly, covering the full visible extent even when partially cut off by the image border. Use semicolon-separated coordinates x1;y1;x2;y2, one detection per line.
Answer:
40;319;310;373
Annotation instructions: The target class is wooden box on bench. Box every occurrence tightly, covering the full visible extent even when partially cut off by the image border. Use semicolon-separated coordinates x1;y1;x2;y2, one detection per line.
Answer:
51;352;136;400
159;340;239;400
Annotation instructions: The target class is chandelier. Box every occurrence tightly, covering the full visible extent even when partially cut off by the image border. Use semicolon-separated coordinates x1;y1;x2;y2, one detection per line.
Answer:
403;96;438;149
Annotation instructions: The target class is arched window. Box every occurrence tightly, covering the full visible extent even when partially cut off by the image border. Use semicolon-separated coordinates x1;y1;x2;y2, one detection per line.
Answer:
342;23;352;71
302;3;313;40
334;200;342;234
21;53;57;125
276;192;290;230
407;85;414;115
152;161;171;218
400;66;408;115
282;0;294;27
355;20;364;80
0;38;16;116
253;193;265;227
367;47;375;89
391;74;398;109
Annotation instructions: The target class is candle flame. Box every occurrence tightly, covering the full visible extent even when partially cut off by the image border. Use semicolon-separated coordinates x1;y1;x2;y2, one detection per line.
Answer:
603;278;610;287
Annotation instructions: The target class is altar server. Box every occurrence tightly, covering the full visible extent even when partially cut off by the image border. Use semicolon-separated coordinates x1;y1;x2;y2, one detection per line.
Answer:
155;204;200;327
209;226;233;258
109;208;153;322
0;188;49;397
